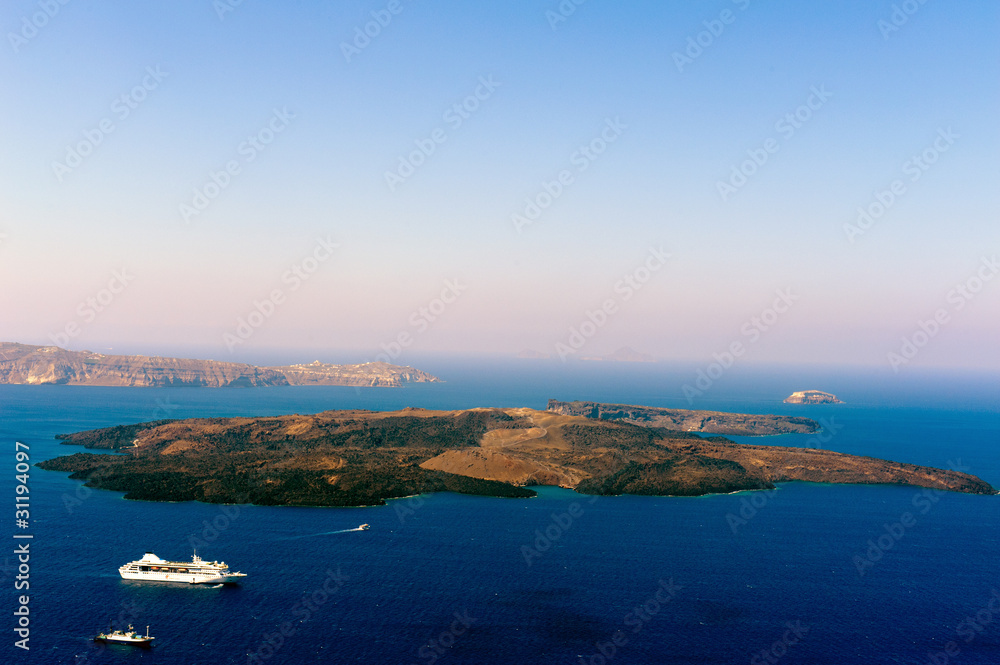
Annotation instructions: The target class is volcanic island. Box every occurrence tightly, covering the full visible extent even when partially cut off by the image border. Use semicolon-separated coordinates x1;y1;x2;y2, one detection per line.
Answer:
38;400;994;506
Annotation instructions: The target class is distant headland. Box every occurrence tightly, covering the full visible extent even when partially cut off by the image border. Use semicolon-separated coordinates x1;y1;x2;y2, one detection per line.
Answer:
0;342;439;388
784;390;843;405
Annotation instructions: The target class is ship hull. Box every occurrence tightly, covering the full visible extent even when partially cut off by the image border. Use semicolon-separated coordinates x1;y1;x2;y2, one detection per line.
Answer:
95;636;154;647
118;570;245;584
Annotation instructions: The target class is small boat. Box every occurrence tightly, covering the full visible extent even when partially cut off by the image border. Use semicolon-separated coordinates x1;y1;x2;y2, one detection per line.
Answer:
94;624;154;647
359;524;370;530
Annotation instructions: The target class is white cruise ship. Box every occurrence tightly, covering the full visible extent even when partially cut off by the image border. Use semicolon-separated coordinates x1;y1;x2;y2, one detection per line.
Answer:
119;552;247;584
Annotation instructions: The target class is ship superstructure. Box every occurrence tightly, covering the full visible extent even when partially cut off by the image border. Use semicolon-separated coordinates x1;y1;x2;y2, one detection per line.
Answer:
118;552;246;584
94;624;154;647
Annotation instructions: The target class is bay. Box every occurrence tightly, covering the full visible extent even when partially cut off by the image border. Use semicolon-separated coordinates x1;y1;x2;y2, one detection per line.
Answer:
1;359;998;664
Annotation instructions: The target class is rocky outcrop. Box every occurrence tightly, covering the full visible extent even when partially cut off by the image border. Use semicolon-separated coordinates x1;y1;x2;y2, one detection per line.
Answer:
547;400;819;436
0;343;439;388
784;390;843;404
268;360;439;387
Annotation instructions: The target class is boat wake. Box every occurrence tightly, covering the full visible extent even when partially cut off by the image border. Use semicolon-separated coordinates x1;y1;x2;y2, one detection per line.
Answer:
286;525;370;540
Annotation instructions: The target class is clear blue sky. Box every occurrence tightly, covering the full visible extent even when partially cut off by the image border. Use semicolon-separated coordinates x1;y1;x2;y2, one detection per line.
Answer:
1;0;997;370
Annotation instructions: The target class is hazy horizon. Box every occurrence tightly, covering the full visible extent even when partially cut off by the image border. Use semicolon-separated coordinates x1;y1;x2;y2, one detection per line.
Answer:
2;1;997;371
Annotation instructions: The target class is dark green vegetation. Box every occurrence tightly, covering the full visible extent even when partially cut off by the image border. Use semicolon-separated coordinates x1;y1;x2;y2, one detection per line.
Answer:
54;421;176;449
576;456;773;497
41;409;535;505
39;452;534;506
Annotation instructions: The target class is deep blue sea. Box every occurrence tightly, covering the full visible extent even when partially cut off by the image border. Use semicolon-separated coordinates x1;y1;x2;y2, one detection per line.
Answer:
1;358;998;664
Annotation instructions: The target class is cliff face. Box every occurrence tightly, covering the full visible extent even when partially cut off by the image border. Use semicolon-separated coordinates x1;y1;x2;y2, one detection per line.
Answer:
267;360;439;387
0;343;286;387
547;400;819;436
38;405;996;507
0;343;439;388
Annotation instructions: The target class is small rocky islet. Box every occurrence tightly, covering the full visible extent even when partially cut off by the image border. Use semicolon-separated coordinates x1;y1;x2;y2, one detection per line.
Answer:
783;390;843;404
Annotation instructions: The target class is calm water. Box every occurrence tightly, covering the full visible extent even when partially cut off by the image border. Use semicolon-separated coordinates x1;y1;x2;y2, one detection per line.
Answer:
1;359;998;664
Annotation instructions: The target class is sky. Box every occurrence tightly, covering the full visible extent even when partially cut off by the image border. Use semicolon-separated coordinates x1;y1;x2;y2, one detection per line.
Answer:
1;0;997;371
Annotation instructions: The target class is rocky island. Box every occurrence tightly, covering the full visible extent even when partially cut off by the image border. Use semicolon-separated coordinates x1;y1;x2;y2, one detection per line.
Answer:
784;390;843;404
38;404;994;506
0;342;439;388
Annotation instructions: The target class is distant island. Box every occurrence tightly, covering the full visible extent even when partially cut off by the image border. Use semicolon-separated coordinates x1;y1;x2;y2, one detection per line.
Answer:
38;401;993;506
784;390;843;404
513;347;656;362
580;347;657;363
0;342;439;388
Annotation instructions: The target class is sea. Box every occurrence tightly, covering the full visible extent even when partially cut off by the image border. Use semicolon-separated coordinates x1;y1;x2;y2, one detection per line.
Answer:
1;357;998;665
